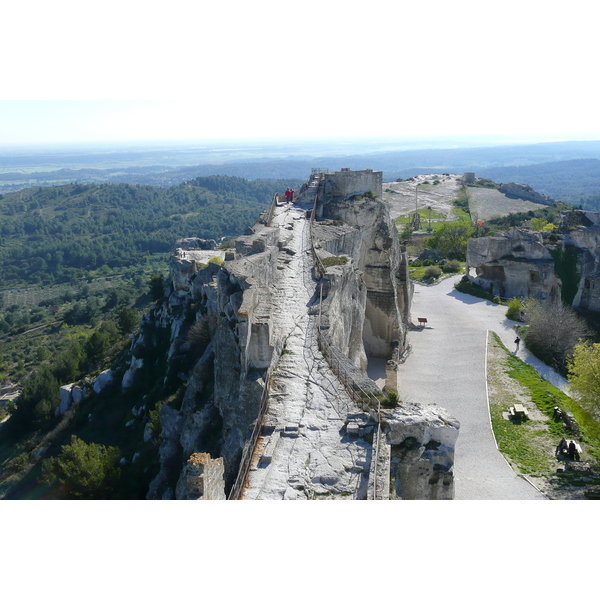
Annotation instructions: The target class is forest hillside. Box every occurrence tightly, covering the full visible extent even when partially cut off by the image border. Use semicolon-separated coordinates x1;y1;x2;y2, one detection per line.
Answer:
0;176;301;288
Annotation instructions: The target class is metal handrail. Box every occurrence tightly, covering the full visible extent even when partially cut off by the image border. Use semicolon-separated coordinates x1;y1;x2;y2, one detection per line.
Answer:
228;360;276;500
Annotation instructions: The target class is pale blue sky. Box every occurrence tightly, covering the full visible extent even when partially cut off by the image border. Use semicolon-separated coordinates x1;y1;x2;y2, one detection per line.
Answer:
2;1;599;146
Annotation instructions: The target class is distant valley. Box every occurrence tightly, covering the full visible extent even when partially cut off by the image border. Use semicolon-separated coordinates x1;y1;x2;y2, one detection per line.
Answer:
2;139;600;208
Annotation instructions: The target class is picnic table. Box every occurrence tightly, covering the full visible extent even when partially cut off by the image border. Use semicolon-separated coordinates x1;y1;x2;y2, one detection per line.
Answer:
509;404;529;420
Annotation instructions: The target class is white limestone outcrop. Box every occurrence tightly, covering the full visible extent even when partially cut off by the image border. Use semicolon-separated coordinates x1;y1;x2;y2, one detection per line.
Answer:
386;403;459;500
499;182;554;205
134;170;458;500
121;357;144;390
466;227;561;301
57;383;87;416
93;369;113;394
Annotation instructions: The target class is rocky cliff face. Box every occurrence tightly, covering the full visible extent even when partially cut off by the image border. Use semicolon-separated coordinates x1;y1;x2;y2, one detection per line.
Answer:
127;216;285;499
121;169;458;500
499;182;554;206
466;210;600;311
313;186;412;387
466;228;561;301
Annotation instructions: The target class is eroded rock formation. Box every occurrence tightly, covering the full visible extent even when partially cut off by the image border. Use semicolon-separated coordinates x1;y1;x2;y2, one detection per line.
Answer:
120;169;458;500
466;210;600;311
312;170;412;387
385;403;459;500
466;227;561;301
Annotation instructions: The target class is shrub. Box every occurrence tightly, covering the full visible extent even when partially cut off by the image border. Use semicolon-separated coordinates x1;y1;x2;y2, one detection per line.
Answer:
441;259;461;273
383;390;399;408
117;307;139;335
454;276;496;301
208;256;224;266
423;220;475;260
43;435;121;499
400;223;414;241
568;342;600;418
522;298;591;374
322;256;348;268
149;273;166;301
424;265;442;279
506;297;523;321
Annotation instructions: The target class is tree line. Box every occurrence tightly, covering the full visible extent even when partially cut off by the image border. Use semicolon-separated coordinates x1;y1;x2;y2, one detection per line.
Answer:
0;176;298;287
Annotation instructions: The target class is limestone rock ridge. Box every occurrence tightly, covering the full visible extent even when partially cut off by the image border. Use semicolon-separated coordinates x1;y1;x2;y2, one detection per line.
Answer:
121;169;458;500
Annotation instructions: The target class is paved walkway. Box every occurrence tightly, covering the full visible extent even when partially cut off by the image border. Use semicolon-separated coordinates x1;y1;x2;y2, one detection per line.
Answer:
397;275;552;500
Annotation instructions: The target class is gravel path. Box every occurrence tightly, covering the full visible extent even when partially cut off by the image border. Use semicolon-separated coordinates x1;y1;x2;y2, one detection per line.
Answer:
397;274;549;499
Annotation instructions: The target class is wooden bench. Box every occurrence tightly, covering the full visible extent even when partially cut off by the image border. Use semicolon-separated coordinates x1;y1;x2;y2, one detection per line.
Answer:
418;318;428;327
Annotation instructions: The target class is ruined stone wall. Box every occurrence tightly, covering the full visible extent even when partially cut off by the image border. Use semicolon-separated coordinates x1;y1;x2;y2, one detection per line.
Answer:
175;452;226;499
499;182;554;205
386;403;459;500
322;168;383;201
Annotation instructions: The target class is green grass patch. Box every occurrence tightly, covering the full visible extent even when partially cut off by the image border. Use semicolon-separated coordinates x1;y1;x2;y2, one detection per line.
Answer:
321;255;348;268
452;206;471;221
395;209;446;226
488;334;562;474
409;266;427;280
489;403;555;473
491;333;600;465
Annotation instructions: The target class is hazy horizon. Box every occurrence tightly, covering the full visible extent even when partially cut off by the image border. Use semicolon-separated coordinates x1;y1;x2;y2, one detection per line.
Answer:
2;132;600;154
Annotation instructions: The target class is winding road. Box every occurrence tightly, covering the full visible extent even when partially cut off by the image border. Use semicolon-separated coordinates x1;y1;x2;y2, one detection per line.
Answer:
397;275;551;500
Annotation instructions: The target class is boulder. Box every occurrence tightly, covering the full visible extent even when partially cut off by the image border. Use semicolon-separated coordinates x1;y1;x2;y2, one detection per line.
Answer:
122;357;144;391
93;370;113;394
57;383;87;415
